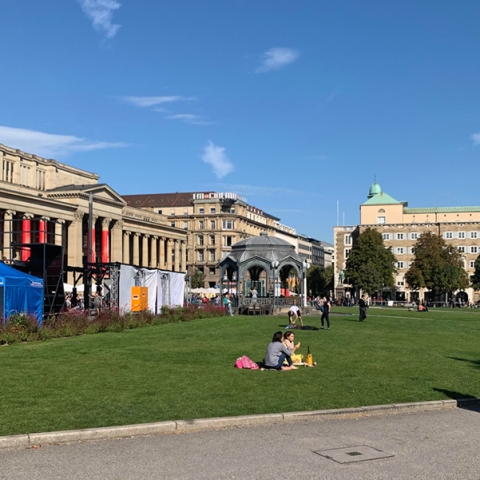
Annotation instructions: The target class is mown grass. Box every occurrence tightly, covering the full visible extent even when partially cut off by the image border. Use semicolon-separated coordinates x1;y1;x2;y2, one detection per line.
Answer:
1;306;480;436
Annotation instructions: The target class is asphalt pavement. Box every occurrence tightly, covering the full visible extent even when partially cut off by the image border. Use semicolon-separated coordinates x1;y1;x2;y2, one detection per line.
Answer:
1;405;480;480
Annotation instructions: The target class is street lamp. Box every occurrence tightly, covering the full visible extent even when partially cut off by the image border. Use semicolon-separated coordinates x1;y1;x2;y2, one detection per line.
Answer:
271;260;279;314
302;260;310;307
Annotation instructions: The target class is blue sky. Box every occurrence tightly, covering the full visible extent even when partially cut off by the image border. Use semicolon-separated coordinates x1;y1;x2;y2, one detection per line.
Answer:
1;1;480;242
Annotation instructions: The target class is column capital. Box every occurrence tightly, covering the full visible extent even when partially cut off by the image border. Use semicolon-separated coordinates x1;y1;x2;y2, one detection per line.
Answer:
23;213;34;219
102;217;112;228
4;210;16;217
133;232;141;238
40;216;50;221
56;219;65;225
152;235;158;240
73;210;85;221
112;220;124;230
124;230;131;236
143;234;150;239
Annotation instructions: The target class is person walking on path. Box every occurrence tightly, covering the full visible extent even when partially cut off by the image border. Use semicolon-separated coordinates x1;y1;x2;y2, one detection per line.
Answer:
321;296;331;329
223;294;233;316
359;294;368;322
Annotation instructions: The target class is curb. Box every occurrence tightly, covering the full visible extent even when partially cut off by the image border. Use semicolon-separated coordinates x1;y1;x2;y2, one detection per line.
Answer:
0;398;477;450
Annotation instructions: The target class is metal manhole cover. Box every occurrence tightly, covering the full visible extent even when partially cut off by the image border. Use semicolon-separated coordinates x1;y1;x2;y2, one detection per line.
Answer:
313;445;394;464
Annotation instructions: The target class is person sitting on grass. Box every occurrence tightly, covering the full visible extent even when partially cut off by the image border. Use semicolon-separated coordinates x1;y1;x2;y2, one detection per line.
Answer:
264;331;298;371
283;331;303;364
288;305;304;328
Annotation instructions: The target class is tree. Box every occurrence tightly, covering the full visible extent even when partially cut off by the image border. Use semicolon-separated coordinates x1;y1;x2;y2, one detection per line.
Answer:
470;255;480;291
307;265;334;297
345;227;396;296
405;232;468;296
190;269;206;288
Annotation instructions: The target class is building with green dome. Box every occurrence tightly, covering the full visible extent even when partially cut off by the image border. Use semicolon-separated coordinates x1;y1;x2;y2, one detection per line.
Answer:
334;182;480;304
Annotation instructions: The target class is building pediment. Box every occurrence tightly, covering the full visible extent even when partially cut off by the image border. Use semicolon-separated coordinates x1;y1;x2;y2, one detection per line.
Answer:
47;184;127;207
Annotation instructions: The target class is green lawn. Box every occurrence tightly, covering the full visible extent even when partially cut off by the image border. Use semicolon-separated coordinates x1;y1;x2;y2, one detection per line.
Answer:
1;306;480;436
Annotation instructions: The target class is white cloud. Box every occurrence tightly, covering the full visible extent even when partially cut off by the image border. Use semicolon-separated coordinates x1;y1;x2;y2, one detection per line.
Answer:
201;141;234;179
122;96;193;108
472;131;480;145
78;0;122;39
256;47;300;73
0;126;128;158
166;114;213;126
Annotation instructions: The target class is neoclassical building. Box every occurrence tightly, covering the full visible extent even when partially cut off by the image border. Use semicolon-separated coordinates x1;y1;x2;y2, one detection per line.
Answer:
334;182;480;303
0;143;187;283
122;191;300;288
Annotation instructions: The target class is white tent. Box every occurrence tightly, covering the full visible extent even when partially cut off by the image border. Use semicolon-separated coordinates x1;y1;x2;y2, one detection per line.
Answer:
63;283;85;293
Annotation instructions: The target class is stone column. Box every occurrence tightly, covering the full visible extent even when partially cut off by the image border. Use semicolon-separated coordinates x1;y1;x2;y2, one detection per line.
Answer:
110;221;123;263
68;210;84;269
38;216;50;243
166;238;173;271
54;219;65;246
90;215;98;263
159;237;165;268
142;234;150;267
151;236;158;268
181;241;187;273
123;231;131;264
132;233;140;265
101;218;111;263
21;213;34;261
174;240;180;272
3;210;16;262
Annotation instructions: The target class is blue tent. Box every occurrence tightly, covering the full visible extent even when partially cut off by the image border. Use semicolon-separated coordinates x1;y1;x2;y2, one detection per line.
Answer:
0;263;44;325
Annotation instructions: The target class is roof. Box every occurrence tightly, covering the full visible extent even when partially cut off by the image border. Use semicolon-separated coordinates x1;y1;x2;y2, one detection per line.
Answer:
122;192;196;208
368;182;382;198
362;191;401;205
404;206;480;214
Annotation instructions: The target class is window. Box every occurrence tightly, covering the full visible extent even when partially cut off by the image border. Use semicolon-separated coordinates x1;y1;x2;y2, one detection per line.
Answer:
396;233;404;240
198;208;204;214
408;247;415;254
444;232;453;239
410;233;418;240
170;222;175;227
197;250;204;262
471;246;478;254
395;247;404;255
222;220;233;230
157;209;162;214
377;216;386;224
397;281;404;286
171;210;175;216
458;246;466;253
36;169;46;190
183;221;188;230
230;208;235;214
183;210;188;216
345;249;351;258
210;220;215;229
224;236;233;247
2;160;14;183
209;268;216;275
382;233;390;240
199;220;204;230
345;235;352;245
209;235;215;245
210;208;216;214
397;262;404;269
209;250;215;261
471;232;478;239
470;261;475;268
198;235;204;246
20;164;30;187
458;232;466;239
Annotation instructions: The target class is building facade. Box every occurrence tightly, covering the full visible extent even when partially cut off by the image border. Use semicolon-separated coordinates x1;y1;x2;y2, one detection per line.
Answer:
122;191;300;288
0;143;187;283
334;182;480;303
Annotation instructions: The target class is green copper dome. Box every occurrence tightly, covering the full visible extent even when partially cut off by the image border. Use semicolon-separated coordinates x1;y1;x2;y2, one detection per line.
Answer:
368;182;381;199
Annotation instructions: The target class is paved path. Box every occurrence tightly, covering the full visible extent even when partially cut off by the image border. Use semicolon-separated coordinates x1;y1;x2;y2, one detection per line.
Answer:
1;406;480;479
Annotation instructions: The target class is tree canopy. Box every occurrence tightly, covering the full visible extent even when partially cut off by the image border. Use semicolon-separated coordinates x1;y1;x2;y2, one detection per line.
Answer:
190;269;206;288
470;255;480;291
307;264;334;297
405;232;468;295
345;227;396;296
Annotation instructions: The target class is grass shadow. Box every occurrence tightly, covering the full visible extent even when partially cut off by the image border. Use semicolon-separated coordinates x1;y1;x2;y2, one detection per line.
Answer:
447;357;480;370
433;388;480;413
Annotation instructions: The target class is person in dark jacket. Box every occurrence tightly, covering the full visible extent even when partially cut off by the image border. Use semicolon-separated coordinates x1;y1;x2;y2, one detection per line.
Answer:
359;295;368;322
